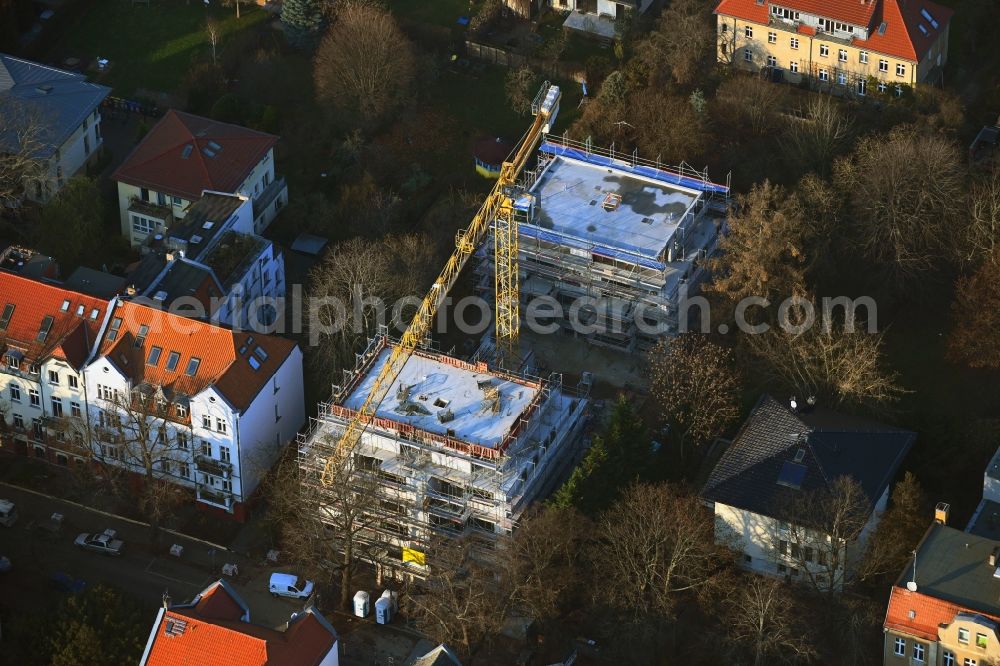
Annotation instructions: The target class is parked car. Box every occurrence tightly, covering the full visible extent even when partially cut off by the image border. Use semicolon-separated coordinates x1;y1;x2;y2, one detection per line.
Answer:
0;556;10;572
74;530;125;556
269;572;314;599
50;571;86;593
0;499;18;527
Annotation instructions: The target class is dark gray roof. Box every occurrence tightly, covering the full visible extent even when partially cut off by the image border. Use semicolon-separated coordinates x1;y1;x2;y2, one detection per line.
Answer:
968;500;1000;541
168;193;245;262
907;524;1000;616
406;642;462;666
64;266;126;299
0;54;110;158
701;395;914;519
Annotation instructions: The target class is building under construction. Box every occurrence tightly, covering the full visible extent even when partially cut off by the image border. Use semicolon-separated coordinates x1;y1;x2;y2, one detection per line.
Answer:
476;136;730;353
297;334;590;578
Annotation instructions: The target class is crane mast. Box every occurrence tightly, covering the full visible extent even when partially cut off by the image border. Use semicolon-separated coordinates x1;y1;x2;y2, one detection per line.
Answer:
320;82;561;485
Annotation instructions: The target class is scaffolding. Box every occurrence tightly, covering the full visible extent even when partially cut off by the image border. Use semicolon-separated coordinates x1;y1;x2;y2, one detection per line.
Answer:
476;135;731;352
297;333;590;580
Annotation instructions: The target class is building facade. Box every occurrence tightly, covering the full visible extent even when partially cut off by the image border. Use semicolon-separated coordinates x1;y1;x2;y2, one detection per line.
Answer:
113;110;287;246
297;335;590;578
0;54;110;203
715;0;952;94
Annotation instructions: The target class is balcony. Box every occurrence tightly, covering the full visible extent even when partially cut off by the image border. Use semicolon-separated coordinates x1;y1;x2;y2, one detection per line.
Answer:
197;488;232;509
252;176;287;222
195;454;232;478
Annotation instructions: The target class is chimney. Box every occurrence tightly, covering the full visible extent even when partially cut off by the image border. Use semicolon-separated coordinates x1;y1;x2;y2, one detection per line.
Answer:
989;547;999;568
126;284;137;297
935;502;950;525
162;590;171;610
165;251;175;262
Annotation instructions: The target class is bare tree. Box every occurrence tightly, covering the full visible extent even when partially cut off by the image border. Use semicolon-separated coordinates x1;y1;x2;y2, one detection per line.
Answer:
744;326;905;411
222;0;253;19
313;1;416;127
781;95;853;177
723;575;818;665
206;19;220;65
962;167;1000;266
779;476;873;595
592;482;727;620
858;472;927;583
638;0;715;86
0;98;48;205
708;181;810;312
947;249;1000;369
715;75;789;137
648;334;742;456
834;126;964;285
504;66;537;117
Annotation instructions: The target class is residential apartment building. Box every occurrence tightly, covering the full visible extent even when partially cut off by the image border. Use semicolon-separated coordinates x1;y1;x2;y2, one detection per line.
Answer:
124;192;285;329
475;137;729;353
0;53;110;203
965;443;1000;541
140;580;339;665
884;517;1000;666
715;0;953;94
298;334;590;578
0;273;110;466
0;274;305;521
113;110;287;246
701;395;913;591
87;300;304;519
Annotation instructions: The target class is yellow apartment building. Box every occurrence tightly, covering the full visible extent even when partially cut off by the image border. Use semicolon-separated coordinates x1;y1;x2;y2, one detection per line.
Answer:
715;0;952;96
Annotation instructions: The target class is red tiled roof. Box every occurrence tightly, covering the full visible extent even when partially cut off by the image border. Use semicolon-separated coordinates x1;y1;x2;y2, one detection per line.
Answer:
100;301;295;411
113;110;278;201
0;273;110;369
144;582;336;666
884;586;1000;641
715;0;953;62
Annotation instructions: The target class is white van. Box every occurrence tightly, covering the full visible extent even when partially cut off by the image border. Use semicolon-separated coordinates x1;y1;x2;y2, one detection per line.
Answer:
268;572;314;599
0;500;17;528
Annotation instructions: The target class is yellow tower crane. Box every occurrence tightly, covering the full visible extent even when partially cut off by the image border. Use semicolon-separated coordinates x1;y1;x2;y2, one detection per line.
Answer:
320;83;561;485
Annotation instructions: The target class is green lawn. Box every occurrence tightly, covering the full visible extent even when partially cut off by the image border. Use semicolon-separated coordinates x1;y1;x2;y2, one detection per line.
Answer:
44;0;269;96
389;0;479;29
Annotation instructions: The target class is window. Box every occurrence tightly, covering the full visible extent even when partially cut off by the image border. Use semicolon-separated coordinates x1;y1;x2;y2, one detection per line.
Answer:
744;48;752;62
179;462;190;479
911;643;924;662
219;446;231;463
964;660;977;666
134;324;149;348
878;81;888;93
837;71;848;85
819;68;829;82
107;317;122;341
767;55;778;67
0;303;13;329
176;404;188;418
13;414;23;429
958;628;970;644
200;440;211;456
839;49;848;62
28;363;39;375
172;196;182;206
943;652;955;666
97;384;116;401
51;398;63;417
48;370;59;384
202;415;211;429
819;44;829;57
90;308;99;321
770;6;799;20
28;388;39;407
165;351;180;372
790;61;799;73
132;215;155;235
790;37;799;50
896;63;906;77
790;543;801;559
71;401;81;418
768;31;776;44
721;23;728;33
745;25;753;38
157;192;166;206
879;59;889;72
215;418;227;434
860;50;869;64
185;357;200;376
221;479;232;493
60;299;70;312
804;546;813;562
894;638;905;656
9;384;20;402
177;432;189;449
147;346;162;366
977;633;988;648
68;374;78;389
779;540;788;555
37;316;53;342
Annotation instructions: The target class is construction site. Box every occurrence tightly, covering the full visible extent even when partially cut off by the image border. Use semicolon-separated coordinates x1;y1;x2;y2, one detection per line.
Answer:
296;82;728;577
475;136;730;353
297;333;590;577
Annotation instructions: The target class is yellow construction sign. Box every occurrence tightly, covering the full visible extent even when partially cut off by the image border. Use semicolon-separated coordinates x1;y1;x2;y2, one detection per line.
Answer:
402;547;425;566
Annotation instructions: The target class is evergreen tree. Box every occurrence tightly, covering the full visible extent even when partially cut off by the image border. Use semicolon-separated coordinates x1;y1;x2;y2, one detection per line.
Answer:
281;0;327;49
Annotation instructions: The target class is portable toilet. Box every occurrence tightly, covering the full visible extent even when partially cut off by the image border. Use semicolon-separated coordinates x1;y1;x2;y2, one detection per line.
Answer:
374;596;391;625
353;591;370;618
380;589;398;612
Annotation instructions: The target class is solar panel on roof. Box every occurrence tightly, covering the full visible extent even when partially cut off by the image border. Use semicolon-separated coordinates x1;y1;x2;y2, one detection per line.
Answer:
777;461;807;490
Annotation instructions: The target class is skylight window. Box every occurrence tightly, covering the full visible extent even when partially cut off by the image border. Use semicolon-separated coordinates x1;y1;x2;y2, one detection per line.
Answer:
253;346;268;361
37;315;53;342
248;355;261;370
165;351;180;372
181;144;193;159
918;23;929;35
207;141;222;151
777;461;807;490
60;300;70;312
147;345;162;366
90;308;99;320
920;8;939;29
878;22;887;35
202;147;216;158
134;324;149;348
76;304;84;316
185;357;201;376
190;235;203;244
0;304;13;329
107;316;122;341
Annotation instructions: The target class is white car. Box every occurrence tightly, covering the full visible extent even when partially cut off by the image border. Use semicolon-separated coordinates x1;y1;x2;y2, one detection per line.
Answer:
269;572;314;599
74;531;125;556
